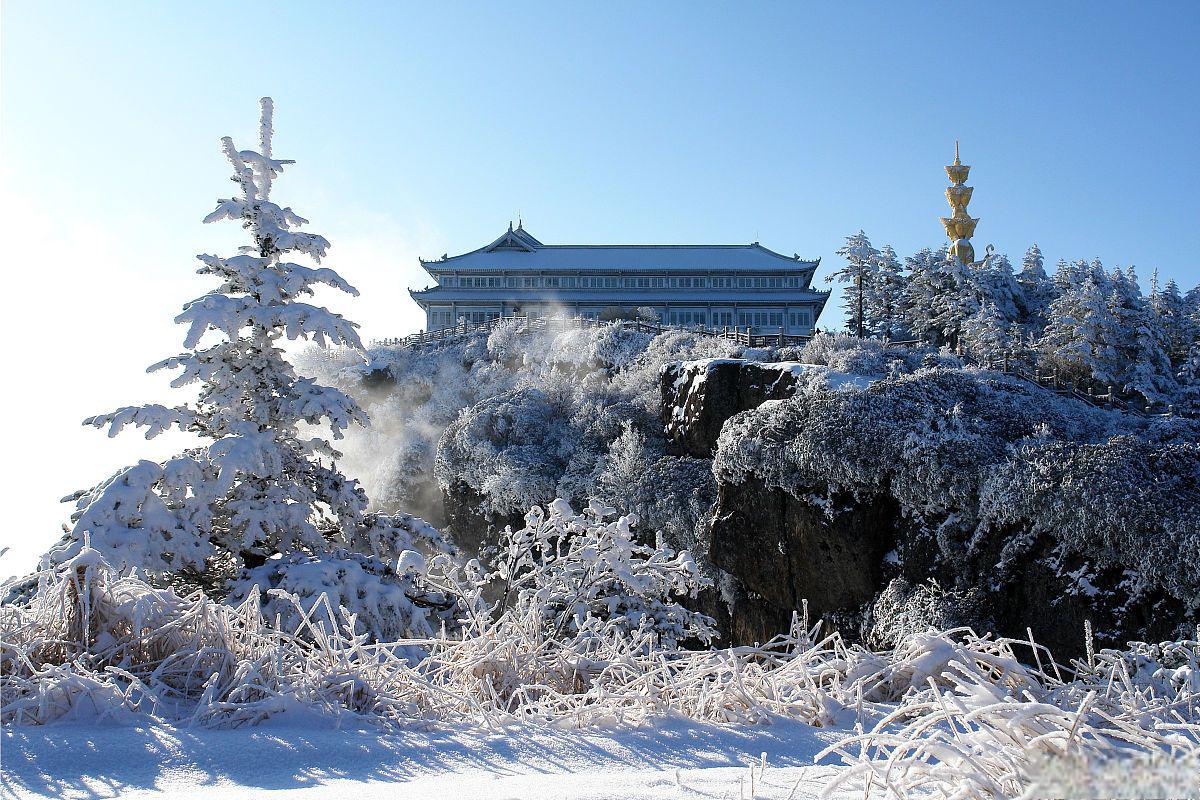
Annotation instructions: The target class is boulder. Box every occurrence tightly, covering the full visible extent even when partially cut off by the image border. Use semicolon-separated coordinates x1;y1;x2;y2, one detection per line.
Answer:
662;359;805;457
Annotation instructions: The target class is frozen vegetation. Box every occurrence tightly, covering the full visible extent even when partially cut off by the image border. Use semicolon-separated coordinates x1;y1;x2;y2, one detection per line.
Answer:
4;99;1199;800
297;321;764;599
3;545;1198;798
826;233;1200;413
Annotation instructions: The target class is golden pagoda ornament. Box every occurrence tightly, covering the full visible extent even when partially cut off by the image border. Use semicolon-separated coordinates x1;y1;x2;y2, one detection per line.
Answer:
940;140;978;264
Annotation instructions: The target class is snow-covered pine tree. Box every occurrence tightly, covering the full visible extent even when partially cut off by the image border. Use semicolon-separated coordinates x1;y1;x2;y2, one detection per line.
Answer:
961;300;1010;364
48;99;460;640
1108;266;1176;405
1175;284;1200;412
1016;244;1054;331
1038;271;1123;390
827;231;879;337
974;251;1022;325
1150;278;1191;369
928;253;980;351
866;244;908;339
900;247;946;345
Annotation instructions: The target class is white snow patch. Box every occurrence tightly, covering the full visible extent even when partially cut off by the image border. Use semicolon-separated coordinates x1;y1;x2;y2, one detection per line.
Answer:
1;716;851;800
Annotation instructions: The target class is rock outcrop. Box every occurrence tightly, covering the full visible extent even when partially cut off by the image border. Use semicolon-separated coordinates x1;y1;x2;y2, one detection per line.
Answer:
662;359;807;457
701;361;1200;658
710;476;898;643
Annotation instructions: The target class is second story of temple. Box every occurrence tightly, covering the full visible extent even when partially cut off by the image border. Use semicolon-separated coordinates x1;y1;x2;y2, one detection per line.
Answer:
409;223;831;334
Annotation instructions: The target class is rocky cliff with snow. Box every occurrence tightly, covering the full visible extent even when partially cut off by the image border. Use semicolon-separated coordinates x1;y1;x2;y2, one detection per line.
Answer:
302;325;1199;655
701;362;1200;655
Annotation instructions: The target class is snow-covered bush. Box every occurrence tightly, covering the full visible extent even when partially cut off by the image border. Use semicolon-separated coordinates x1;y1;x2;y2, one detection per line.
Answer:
436;388;579;519
978;428;1200;616
800;332;924;375
545;323;655;373
491;499;714;650
865;577;987;650
29;99;457;642
228;550;458;643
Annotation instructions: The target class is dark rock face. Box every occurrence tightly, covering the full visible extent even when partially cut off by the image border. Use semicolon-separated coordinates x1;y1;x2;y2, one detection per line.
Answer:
662;360;804;457
361;364;396;392
977;534;1189;658
441;481;527;563
710;476;897;640
708;474;1187;659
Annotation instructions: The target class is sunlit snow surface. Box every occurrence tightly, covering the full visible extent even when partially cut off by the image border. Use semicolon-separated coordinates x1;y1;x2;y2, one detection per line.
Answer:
2;716;851;799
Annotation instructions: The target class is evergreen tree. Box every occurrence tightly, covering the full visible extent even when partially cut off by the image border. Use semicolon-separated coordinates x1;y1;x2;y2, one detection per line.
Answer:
901;246;952;345
1016;244;1054;330
961;300;1010;363
975;251;1022;324
48;99;459;639
1038;272;1123;389
1175;284;1200;412
1150;278;1191;367
928;254;979;351
866;244;908;339
827;231;879;337
1109;267;1177;405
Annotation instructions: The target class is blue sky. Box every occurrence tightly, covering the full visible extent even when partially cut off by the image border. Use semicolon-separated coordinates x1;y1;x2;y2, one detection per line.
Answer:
1;1;1197;570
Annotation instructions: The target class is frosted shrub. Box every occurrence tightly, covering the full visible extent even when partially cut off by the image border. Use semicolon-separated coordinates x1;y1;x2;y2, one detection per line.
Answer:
799;332;923;376
545;323;654;372
866;577;986;650
492;499;715;650
228;549;459;643
485;317;529;365
592;424;716;563
714;366;1200;647
978;431;1200;615
436;388;578;518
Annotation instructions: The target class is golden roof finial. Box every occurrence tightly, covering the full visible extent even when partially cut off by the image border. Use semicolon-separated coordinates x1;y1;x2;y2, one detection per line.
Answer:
954;139;960;165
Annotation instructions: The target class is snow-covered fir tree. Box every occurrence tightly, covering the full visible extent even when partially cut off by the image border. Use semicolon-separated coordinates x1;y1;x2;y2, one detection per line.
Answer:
1016;244;1054;330
826;231;879;337
48;98;460;639
927;252;979;351
973;251;1022;324
1107;266;1177;405
866;244;908;339
961;300;1010;363
900;246;953;346
1150;277;1191;369
1038;271;1124;389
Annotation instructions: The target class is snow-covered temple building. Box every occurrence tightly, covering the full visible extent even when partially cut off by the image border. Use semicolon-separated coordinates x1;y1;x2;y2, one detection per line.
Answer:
409;224;830;334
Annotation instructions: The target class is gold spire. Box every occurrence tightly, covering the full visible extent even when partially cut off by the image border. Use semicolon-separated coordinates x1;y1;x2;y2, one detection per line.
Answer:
940;141;978;263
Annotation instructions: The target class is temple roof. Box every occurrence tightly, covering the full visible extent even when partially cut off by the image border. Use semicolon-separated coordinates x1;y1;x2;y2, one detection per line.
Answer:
420;224;820;273
410;287;831;305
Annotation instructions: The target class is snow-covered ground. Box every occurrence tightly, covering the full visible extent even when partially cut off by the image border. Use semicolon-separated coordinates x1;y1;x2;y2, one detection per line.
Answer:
2;715;850;800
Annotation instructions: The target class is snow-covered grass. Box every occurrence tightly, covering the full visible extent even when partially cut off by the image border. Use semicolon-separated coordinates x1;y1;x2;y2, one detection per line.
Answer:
4;544;1197;799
